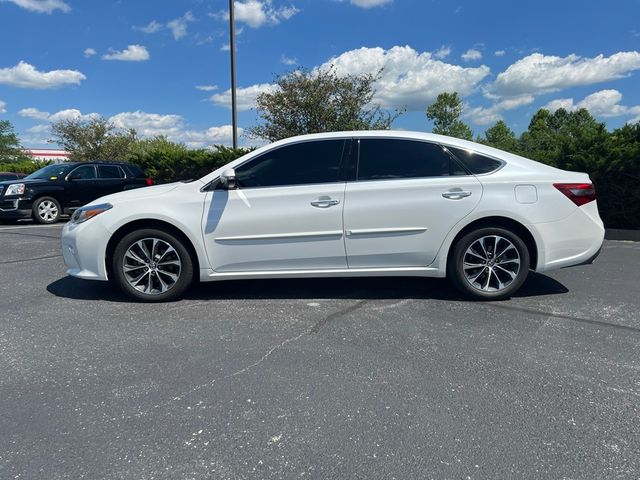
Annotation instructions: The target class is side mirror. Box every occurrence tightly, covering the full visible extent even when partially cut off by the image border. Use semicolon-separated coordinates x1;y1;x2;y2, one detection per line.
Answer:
220;168;237;190
67;173;82;181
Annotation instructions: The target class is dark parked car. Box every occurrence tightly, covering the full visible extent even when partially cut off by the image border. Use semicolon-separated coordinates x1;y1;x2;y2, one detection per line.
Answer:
0;162;153;224
0;172;26;181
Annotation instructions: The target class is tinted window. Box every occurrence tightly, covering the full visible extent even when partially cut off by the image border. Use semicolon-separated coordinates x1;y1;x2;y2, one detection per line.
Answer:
70;165;96;179
446;146;503;174
98;165;124;179
124;164;146;178
357;139;460;181
235;140;345;188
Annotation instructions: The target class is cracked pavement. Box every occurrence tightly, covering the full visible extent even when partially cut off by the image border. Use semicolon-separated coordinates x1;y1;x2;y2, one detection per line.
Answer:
0;223;639;479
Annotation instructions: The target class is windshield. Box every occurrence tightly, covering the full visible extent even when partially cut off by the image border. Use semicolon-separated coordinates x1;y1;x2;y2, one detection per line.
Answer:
25;164;74;180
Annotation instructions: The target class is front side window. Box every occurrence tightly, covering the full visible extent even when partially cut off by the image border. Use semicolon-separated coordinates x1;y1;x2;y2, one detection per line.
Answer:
98;165;124;179
235;140;346;188
70;165;96;180
357;139;463;181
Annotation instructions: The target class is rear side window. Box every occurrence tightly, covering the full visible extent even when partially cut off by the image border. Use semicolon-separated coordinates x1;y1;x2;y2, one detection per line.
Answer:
98;165;124;179
235;140;346;188
445;146;503;174
357;139;462;181
124;164;147;178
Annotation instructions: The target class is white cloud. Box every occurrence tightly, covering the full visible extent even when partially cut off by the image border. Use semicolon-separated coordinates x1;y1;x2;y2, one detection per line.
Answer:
134;20;163;34
167;11;195;40
18;107;50;120
494;50;506;57
1;0;70;14
461;48;482;62
210;46;490;113
543;89;640;122
102;45;150;62
350;0;392;8
108;110;242;147
84;48;97;58
321;46;490;110
281;54;297;65
0;61;85;89
433;45;451;60
196;85;218;91
210;83;277;111
221;43;231;52
210;46;490;112
495;51;640;97
465;95;534;126
215;1;300;28
0;100;6;113
19;107;99;122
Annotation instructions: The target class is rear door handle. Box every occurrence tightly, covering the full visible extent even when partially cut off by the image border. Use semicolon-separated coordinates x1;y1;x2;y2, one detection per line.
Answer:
442;190;472;199
310;197;340;208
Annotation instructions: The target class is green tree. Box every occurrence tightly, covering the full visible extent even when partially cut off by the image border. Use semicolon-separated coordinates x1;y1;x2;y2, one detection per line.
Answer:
426;92;473;140
518;108;608;170
479;120;518;153
0;120;29;162
249;67;400;141
50;117;137;161
124;136;250;183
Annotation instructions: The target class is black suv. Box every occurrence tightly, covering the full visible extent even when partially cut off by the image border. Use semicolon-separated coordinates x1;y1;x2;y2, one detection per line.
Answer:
0;162;152;224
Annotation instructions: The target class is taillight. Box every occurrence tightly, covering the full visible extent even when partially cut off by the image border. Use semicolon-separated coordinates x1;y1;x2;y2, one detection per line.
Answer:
145;178;154;186
553;183;596;206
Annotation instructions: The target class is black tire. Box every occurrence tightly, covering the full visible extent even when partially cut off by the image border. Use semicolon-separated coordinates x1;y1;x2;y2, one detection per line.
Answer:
111;228;194;302
32;196;62;224
448;227;530;301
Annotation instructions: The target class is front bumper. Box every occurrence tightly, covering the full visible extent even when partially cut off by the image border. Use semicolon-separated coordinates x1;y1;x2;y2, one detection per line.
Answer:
61;219;111;281
0;197;33;219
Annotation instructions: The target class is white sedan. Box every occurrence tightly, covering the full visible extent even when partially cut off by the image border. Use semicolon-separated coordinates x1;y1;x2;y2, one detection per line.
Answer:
61;131;604;302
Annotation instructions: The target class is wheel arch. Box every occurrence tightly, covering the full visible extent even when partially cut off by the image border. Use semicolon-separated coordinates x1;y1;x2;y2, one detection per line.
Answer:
105;219;201;283
445;216;539;273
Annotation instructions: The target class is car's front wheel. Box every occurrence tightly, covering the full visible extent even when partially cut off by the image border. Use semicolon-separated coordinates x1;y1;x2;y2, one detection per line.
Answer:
112;229;194;302
449;227;530;300
32;196;61;224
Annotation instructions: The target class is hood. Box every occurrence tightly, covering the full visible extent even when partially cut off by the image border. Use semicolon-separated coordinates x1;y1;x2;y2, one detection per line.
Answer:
0;178;51;187
93;182;182;204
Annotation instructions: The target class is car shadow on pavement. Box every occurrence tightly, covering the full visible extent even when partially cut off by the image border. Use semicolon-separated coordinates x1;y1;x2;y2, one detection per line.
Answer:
46;272;568;303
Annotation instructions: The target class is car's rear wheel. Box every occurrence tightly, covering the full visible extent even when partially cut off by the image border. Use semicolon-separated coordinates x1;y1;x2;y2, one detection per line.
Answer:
449;227;530;300
112;229;193;302
32;197;61;224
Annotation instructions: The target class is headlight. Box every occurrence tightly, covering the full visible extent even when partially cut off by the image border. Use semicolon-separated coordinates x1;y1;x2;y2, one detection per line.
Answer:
70;203;113;224
5;184;25;196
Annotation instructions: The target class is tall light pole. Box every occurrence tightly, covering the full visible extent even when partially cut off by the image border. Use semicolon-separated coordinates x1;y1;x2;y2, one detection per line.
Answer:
229;0;238;149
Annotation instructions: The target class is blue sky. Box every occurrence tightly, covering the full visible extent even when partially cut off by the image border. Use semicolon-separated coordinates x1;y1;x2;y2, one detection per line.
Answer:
1;0;639;148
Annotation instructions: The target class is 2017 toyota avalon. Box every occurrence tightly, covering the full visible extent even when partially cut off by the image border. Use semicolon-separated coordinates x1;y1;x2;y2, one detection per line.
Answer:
61;131;605;302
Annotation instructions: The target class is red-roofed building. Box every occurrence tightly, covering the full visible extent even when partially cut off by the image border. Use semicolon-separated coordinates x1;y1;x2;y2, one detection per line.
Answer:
23;149;71;163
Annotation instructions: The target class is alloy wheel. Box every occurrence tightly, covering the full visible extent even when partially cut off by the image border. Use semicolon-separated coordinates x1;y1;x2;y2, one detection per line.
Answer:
122;238;182;295
38;200;59;222
462;235;521;292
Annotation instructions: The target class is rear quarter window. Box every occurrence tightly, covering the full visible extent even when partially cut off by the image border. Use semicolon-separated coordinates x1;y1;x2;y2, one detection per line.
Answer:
445;146;503;175
124;164;147;178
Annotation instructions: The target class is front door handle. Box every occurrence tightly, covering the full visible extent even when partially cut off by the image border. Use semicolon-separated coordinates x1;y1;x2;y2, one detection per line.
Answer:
442;190;472;200
310;197;340;208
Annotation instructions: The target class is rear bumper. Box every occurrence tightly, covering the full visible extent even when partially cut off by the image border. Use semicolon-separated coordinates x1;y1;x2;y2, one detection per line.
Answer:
531;201;605;272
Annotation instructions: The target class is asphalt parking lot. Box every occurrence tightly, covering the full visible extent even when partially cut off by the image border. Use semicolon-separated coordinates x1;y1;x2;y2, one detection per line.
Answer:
1;222;639;479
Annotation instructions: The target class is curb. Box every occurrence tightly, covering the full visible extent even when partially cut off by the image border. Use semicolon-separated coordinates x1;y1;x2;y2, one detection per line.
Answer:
605;229;640;242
